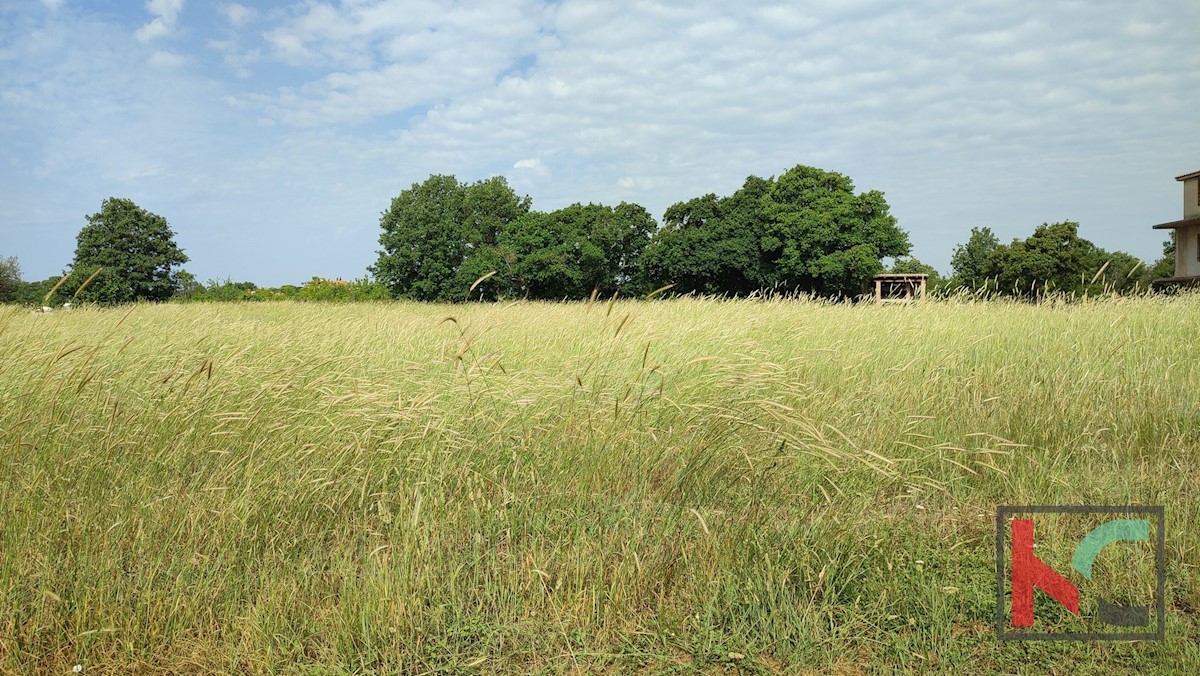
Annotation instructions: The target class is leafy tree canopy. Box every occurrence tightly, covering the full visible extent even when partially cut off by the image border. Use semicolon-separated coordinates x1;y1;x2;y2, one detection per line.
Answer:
371;175;655;301
0;255;19;303
498;202;656;300
889;256;944;288
1146;234;1175;283
949;226;1000;290
983;221;1148;297
70;197;188;303
371;175;531;301
640;165;910;298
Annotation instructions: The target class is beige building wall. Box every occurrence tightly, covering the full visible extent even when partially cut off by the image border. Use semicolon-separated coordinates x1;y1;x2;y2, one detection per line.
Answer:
1177;223;1200;278
1185;177;1200;220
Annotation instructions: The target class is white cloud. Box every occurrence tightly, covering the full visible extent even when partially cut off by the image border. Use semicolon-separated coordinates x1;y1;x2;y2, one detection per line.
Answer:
148;49;187;69
135;0;185;43
264;31;310;65
513;158;548;178
208;37;260;78
220;3;255;28
124;164;164;181
249;0;546;123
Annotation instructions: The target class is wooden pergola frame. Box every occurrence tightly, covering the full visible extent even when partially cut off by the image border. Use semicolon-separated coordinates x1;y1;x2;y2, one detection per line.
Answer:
873;273;928;304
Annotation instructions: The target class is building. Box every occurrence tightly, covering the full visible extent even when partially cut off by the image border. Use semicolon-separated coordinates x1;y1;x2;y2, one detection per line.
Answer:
1152;169;1200;286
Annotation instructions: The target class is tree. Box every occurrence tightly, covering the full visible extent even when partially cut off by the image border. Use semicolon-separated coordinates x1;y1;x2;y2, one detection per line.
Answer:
70;198;188;303
982;221;1148;297
889;256;945;290
498;210;596;299
498;202;656;299
371;175;531;301
0;255;19;303
639;193;752;296
765;166;910;296
984;221;1093;296
949;227;999;290
371;175;654;302
587;202;657;294
1094;250;1149;294
15;277;62;306
171;269;202;299
641;165;910;298
1146;234;1176;283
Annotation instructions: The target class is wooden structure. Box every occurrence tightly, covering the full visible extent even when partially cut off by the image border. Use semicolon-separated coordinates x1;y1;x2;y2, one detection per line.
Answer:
873;273;927;304
1152;169;1200;287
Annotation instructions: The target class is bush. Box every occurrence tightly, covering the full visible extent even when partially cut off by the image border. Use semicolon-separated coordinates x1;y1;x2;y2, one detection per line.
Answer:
298;277;391;302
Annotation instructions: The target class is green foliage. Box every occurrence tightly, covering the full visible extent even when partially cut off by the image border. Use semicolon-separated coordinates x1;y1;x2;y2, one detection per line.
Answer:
371;175;655;301
592;202;658;294
170;277;386;303
190;278;261;302
0;255;20;302
640;165;910;298
297;277;390;302
949;227;999;290
171;269;203;299
983;221;1150;297
889;256;945;291
499;203;656;300
9;276;64;306
1096;250;1150;294
497;210;594;300
70;197;188;304
1147;234;1176;282
371;175;532;301
640;189;764;296
889;256;939;278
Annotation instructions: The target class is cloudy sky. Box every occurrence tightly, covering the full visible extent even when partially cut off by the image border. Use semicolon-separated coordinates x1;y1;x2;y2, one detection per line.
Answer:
2;0;1197;286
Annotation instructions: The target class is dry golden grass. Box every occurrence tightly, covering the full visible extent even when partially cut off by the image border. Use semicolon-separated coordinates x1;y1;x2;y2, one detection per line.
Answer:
0;295;1197;673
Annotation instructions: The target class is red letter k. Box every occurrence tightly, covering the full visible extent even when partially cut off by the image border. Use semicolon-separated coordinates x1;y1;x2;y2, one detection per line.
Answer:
1011;519;1080;627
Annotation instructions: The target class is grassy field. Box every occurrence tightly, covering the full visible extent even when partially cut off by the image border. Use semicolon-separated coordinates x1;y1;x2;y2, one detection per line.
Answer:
1;296;1198;673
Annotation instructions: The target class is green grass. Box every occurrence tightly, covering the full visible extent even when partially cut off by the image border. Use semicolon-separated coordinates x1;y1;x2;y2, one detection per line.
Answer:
1;296;1198;673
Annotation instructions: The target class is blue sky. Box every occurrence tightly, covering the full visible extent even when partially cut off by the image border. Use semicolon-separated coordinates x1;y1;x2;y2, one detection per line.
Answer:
2;0;1197;286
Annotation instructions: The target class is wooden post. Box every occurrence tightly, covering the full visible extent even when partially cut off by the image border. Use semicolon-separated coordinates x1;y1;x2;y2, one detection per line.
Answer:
875;278;882;304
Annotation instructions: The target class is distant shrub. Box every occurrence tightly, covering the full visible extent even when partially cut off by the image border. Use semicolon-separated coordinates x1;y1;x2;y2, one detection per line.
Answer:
297;277;390;302
169;277;389;303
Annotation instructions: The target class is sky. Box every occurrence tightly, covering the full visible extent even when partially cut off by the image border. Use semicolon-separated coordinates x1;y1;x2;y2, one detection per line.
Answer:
2;0;1198;287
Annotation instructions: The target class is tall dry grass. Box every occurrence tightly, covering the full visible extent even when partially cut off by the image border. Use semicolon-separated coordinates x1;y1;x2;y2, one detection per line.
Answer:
0;296;1197;672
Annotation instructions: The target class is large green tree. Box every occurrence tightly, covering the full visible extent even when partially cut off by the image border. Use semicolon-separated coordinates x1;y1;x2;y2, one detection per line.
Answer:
70;198;188;303
949;226;1000;290
498;202;656;299
371;175;531;301
371;175;655;301
640;165;909;297
0;255;19;303
983;221;1148;297
498;210;598;300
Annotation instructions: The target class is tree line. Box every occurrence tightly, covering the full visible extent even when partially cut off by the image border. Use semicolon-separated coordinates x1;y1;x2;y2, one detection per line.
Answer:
371;165;915;300
0;164;1176;306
